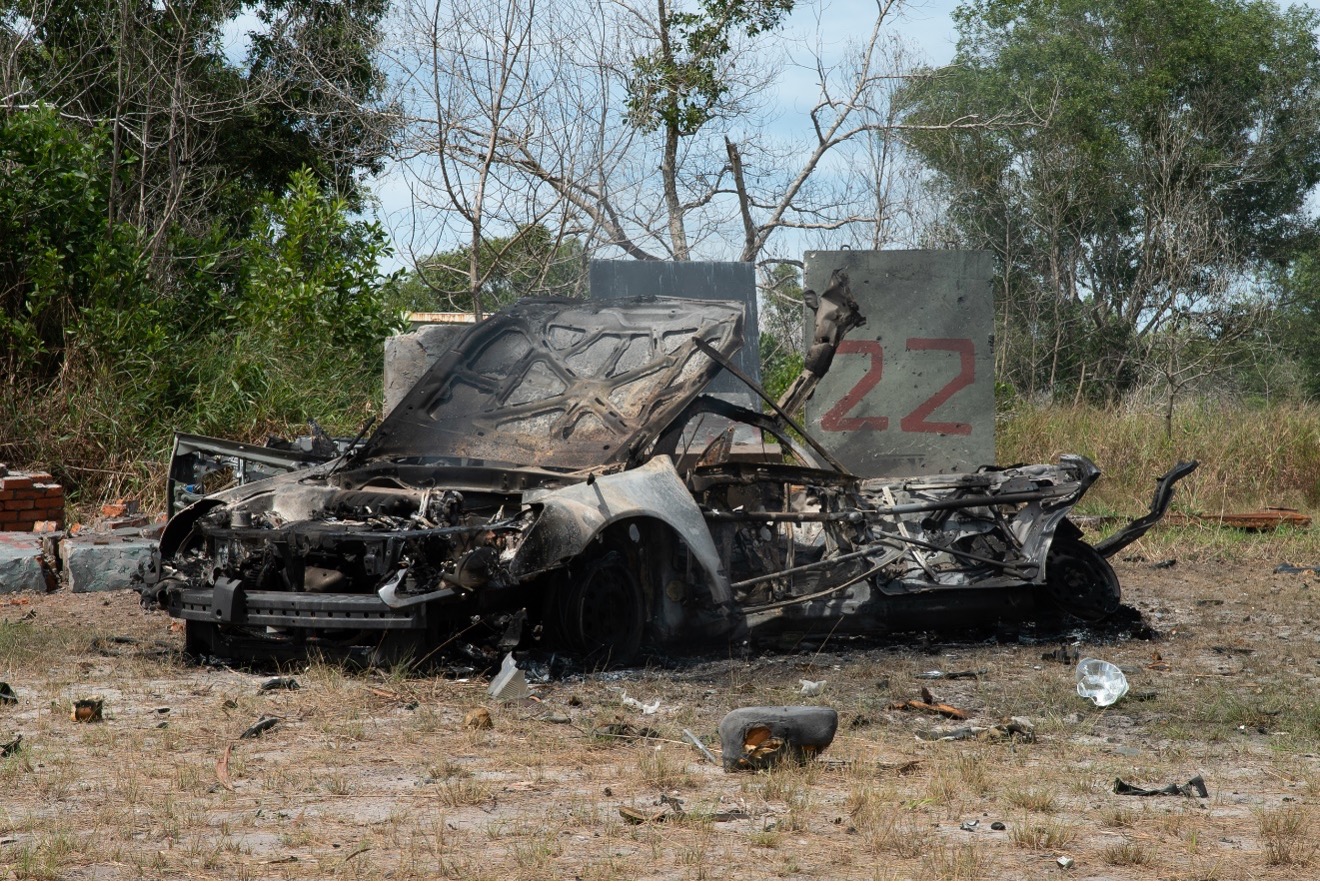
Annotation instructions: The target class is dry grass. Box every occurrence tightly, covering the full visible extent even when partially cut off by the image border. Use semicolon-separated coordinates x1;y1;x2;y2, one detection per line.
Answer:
5;532;1320;877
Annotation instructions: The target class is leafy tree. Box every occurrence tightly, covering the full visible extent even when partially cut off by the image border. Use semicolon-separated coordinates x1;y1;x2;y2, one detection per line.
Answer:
903;0;1320;399
0;105;149;379
239;168;403;358
396;225;587;317
1277;252;1320;398
2;0;394;238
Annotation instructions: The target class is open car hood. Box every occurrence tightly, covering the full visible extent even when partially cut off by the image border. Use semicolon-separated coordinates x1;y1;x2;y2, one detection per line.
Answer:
358;296;745;470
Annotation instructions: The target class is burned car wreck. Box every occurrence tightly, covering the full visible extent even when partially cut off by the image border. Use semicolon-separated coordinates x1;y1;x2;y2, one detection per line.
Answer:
139;287;1196;665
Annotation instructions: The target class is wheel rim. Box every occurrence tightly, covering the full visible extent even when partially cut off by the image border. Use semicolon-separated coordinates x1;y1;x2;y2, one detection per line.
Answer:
568;553;644;664
1044;538;1121;621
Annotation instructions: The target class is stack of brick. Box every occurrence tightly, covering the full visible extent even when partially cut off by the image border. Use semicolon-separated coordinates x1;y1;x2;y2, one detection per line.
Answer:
100;499;148;531
0;468;65;532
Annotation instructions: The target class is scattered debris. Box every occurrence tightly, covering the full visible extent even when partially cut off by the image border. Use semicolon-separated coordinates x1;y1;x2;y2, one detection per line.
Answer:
1194;598;1225;606
1146;651;1170;670
0;682;16;705
70;698;103;723
239;716;281;740
1211;645;1254;655
619;805;669;825
1041;646;1080;665
682;728;719;765
917;717;1036;743
619;688;661;714
463;707;494;730
1274;563;1319;575
1149;558;1177;569
594;723;660;740
1057;856;1074;870
960;820;979;831
1;734;21;757
889;687;969;720
215;743;235;791
990;821;1006;831
258;677;300;694
618;797;747;825
799;678;826;696
488;653;531;701
917;669;985;680
717;706;838;771
1113;775;1208;798
1075;658;1129;706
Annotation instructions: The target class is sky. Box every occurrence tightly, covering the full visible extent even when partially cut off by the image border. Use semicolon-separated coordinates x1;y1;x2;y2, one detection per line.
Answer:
364;0;967;272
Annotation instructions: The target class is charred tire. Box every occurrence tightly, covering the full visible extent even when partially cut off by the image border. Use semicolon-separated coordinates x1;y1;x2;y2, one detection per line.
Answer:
1041;537;1121;621
556;551;646;668
182;621;218;659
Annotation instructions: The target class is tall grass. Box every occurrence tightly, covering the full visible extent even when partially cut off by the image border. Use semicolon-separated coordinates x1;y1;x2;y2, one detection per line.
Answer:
999;400;1320;514
0;334;383;518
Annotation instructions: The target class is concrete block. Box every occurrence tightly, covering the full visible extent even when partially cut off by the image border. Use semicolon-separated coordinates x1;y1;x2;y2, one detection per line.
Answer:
804;249;995;476
59;535;158;593
0;532;47;593
383;324;467;417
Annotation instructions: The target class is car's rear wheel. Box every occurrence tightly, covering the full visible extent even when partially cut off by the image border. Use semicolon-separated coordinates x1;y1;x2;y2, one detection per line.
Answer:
556;551;646;667
1042;536;1121;621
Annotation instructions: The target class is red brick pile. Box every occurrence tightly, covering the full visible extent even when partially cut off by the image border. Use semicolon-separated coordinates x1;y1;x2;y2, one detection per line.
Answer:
0;468;65;532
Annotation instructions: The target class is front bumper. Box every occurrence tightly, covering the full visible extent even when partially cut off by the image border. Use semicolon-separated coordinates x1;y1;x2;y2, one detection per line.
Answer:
171;585;425;631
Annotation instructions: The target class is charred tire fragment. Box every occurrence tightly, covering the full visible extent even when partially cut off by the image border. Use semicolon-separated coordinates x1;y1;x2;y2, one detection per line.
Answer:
556;551;646;667
1041;537;1121;621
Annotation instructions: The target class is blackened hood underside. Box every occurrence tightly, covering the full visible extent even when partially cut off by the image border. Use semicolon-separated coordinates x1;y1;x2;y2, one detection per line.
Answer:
359;296;745;470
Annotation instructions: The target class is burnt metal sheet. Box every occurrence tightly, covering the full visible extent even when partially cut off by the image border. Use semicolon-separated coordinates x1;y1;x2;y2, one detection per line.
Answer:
360;296;744;470
589;260;760;391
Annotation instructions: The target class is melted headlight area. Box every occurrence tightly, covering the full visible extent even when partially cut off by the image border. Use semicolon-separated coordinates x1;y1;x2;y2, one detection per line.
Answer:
159;484;533;639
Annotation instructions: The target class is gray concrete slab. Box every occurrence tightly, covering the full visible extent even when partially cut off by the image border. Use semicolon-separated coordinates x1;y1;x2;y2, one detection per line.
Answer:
383;323;468;417
803;250;995;476
0;532;47;593
59;535;157;593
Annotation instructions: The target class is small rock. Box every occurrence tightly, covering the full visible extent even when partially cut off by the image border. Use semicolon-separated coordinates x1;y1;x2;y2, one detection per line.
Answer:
990;821;1006;831
464;707;494;730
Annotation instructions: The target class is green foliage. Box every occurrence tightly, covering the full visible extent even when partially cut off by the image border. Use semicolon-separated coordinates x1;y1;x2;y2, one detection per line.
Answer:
0;106;150;378
240;169;402;356
1277;251;1320;397
758;262;806;402
625;0;795;135
397;225;586;317
904;0;1320;399
4;0;394;231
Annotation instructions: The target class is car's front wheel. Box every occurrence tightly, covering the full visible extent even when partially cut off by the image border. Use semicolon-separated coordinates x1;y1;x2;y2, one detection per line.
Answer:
554;550;646;667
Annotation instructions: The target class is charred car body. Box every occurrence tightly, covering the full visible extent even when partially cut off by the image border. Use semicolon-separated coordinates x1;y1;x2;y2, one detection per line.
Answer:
140;285;1195;664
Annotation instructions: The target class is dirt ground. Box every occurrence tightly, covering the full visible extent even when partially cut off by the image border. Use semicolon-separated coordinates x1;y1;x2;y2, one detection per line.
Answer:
2;532;1319;879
